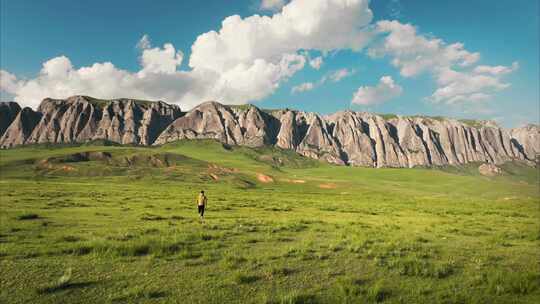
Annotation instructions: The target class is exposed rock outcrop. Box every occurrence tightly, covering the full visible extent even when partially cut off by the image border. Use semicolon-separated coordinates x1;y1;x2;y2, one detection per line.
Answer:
0;107;42;148
478;163;502;176
157;104;537;168
510;124;539;162
1;96;181;148
327;111;376;167
1;96;538;168
154;102;276;147
0;102;21;137
296;113;345;165
393;117;431;168
274;110;300;150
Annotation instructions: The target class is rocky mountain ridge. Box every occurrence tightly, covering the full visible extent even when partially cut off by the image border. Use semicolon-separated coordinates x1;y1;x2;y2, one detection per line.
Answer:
1;96;181;148
1;96;538;168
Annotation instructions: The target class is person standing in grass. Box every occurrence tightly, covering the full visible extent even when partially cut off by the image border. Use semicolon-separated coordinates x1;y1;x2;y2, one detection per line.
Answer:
197;190;207;221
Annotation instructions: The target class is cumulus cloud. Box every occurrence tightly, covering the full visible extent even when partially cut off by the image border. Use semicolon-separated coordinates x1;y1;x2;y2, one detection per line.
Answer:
1;0;373;109
369;20;517;105
260;0;287;12
369;20;480;77
0;50;305;109
0;40;201;109
0;70;20;94
139;43;184;75
351;76;402;105
0;0;518;111
0;56;201;109
212;53;306;103
291;82;315;94
189;0;373;73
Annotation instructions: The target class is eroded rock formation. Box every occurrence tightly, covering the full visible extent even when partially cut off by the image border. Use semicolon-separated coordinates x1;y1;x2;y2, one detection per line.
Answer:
0;102;22;137
1;96;181;147
1;96;538;168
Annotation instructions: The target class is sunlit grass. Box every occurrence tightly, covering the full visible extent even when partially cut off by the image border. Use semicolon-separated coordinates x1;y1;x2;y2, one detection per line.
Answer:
0;140;538;303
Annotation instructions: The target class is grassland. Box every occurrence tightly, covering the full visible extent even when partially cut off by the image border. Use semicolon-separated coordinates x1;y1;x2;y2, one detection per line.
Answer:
0;140;539;303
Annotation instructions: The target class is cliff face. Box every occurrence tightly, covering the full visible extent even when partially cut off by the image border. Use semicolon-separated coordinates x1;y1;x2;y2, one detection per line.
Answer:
323;112;533;168
0;96;182;148
510;125;540;162
156;104;537;167
154;102;276;147
0;102;21;137
0;107;42;148
1;96;538;168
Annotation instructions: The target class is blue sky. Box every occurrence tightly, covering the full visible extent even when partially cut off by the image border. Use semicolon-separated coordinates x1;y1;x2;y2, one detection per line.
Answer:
1;0;538;127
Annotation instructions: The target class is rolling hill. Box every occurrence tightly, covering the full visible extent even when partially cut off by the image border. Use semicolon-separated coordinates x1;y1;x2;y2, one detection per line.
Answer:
0;140;539;303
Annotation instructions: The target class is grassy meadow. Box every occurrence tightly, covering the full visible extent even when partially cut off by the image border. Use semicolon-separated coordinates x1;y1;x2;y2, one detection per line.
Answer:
0;140;539;303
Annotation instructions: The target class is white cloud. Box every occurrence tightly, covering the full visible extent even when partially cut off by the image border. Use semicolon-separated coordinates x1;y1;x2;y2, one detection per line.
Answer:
0;1;519;112
430;67;512;104
213;53;306;102
260;0;287;12
309;56;323;70
189;0;373;73
0;70;20;95
0;51;305;110
351;76;402;105
369;21;480;77
325;68;355;82
290;68;355;95
291;82;315;94
139;43;184;75
0;57;196;109
136;34;151;50
1;0;373;110
41;56;73;79
473;61;519;76
0;42;199;109
136;34;184;75
431;61;519;104
369;20;517;105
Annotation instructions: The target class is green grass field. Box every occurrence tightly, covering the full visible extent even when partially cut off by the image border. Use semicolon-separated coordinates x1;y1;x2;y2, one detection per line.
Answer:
1;140;539;303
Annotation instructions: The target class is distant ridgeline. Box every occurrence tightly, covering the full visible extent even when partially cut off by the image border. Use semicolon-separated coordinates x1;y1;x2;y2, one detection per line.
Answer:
1;96;538;168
